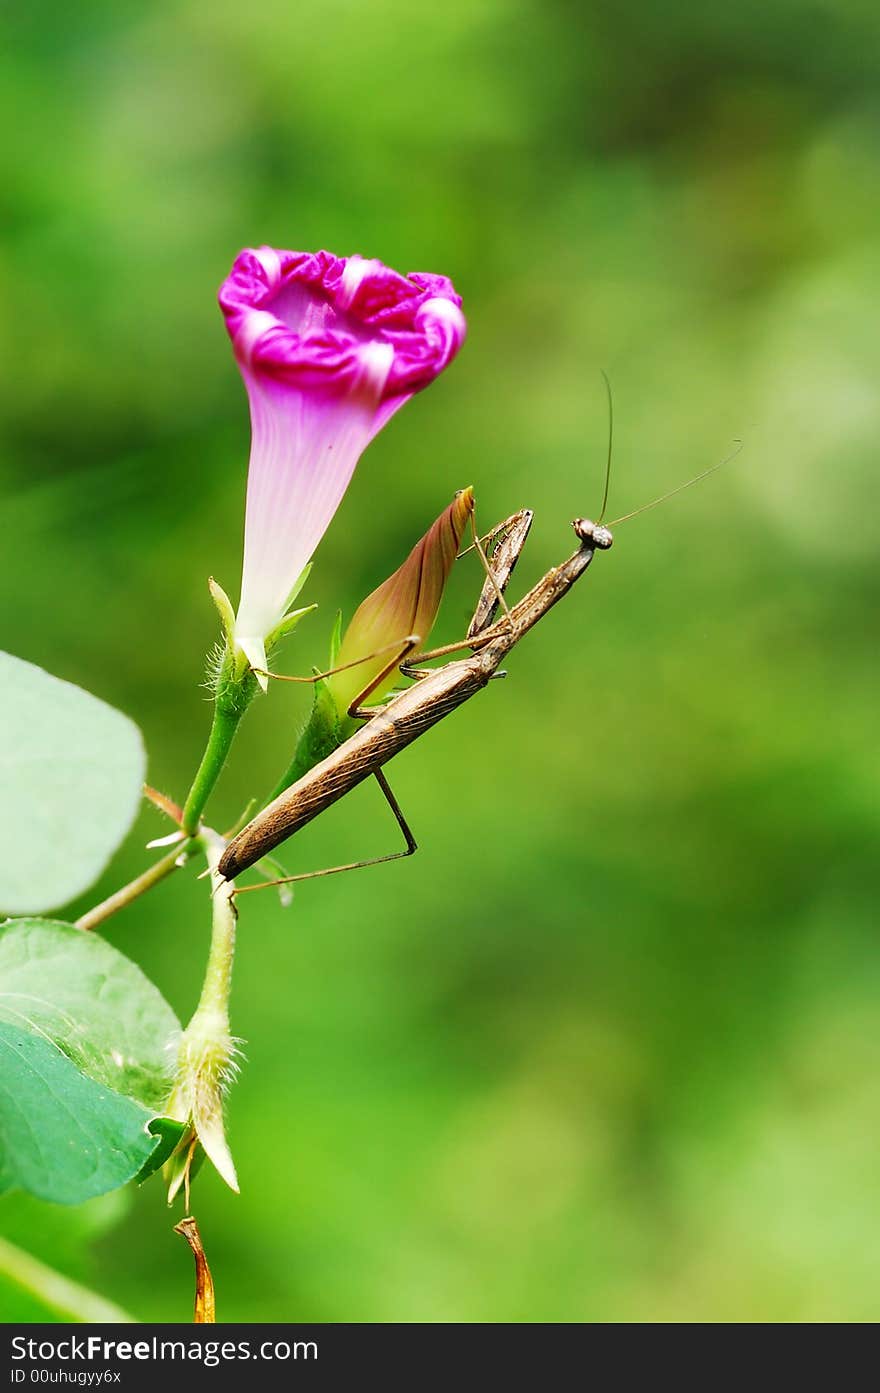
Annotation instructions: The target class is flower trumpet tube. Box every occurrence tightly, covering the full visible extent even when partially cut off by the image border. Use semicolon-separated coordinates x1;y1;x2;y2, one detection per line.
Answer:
220;247;467;680
271;488;475;795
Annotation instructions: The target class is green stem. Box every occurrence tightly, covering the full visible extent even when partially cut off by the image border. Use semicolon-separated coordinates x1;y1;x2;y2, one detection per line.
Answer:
0;1236;135;1323
75;839;197;932
195;834;237;1019
181;639;260;835
182;703;245;835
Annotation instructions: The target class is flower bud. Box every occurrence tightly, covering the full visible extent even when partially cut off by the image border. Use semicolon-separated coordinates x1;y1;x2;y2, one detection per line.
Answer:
164;1006;240;1200
163;836;240;1199
270;489;474;797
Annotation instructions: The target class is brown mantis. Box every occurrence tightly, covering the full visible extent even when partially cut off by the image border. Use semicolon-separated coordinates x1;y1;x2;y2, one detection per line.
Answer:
217;508;613;886
217;390;739;892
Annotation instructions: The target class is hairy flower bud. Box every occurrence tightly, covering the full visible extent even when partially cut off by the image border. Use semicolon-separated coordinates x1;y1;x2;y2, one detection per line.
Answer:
164;836;241;1199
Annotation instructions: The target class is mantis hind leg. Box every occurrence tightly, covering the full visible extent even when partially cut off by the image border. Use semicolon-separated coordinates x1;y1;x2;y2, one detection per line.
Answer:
231;769;417;898
251;634;421;688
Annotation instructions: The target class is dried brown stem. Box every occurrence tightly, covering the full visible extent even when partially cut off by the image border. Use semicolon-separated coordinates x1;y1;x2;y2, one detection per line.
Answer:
174;1216;216;1324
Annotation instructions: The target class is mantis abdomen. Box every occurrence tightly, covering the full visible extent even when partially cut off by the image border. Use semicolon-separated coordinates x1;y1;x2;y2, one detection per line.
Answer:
218;655;493;879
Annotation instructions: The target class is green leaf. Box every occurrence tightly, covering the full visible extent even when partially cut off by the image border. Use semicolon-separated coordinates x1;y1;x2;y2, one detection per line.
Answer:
0;919;179;1110
0;919;181;1204
0;652;146;914
0;1026;158;1205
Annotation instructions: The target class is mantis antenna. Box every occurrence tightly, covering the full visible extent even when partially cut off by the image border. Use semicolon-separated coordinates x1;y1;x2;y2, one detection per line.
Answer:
608;440;743;528
597;369;614;525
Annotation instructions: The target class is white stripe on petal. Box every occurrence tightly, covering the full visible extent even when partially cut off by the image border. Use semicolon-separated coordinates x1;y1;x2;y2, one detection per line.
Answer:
418;296;466;331
338;255;381;309
234;309;279;365
353;340;395;400
252;246;282;287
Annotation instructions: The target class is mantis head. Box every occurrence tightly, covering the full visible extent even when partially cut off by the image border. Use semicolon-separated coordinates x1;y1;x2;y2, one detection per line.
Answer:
573;518;614;550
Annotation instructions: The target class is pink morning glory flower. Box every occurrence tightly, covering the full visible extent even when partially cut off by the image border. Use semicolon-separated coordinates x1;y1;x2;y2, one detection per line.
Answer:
218;247;466;681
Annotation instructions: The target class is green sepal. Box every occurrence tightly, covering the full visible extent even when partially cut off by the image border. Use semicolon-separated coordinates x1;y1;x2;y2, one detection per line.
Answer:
134;1116;189;1184
266;677;344;801
162;1127;206;1205
328;610;344;668
208;578;236;649
265;603;317;654
282;562;313;613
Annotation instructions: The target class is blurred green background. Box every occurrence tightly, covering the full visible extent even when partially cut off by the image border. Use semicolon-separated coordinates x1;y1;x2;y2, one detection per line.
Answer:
2;0;878;1323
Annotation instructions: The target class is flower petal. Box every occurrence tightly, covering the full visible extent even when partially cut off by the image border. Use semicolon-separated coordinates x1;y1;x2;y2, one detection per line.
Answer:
219;246;466;659
219;248;466;400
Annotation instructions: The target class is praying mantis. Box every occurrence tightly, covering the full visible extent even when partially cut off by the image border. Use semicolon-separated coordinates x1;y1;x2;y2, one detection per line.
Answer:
218;506;612;888
218;425;739;893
